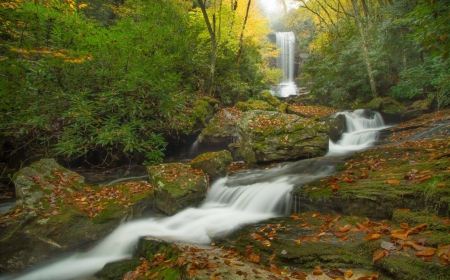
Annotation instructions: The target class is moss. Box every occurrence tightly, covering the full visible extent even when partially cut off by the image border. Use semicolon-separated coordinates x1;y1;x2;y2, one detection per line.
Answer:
365;98;383;111
96;259;142;280
235;99;275;112
258;90;281;107
375;253;450;280
279;102;288;113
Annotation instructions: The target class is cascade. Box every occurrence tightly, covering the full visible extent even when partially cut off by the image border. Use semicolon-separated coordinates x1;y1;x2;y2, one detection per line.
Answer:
11;110;388;280
272;32;297;97
327;109;390;156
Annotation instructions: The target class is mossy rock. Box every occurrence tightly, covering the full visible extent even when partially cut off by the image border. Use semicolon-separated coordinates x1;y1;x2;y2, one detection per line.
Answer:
13;158;84;208
147;163;208;216
411;98;434;111
190;150;233;182
258;90;282;107
365;97;406;123
237;110;329;163
1;160;157;274
96;238;187;280
199;107;242;145
235;99;275;112
181;96;219;134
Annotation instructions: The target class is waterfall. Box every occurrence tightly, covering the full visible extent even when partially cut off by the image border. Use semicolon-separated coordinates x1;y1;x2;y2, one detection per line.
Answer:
272;32;297;97
327;109;390;156
11;110;388;280
276;32;295;82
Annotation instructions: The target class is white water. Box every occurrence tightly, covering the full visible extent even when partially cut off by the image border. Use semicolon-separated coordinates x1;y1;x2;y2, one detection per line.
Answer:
272;32;298;97
10;110;387;280
327;109;390;156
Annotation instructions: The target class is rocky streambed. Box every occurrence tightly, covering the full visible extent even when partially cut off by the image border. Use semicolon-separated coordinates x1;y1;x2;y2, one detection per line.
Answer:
1;108;449;280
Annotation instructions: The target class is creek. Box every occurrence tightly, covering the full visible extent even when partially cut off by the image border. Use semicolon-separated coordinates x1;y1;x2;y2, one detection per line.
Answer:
7;110;389;280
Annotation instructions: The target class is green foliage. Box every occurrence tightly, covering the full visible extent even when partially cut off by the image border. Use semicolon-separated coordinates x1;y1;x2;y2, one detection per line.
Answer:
391;55;450;110
407;0;450;59
0;0;201;166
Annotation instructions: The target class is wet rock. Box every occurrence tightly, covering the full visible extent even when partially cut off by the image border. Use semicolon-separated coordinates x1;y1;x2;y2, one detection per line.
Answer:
237;110;329;163
190;150;233;182
148;163;208;216
328;113;347;143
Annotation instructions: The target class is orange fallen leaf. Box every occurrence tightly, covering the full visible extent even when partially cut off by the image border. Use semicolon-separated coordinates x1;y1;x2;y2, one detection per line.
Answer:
188;269;198;276
248;253;260;264
391;233;409;240
437;244;450;265
312;266;323;275
345;270;354;278
339;235;349;242
413;249;436;257
364;234;381;241
386;179;401;185
356;273;379;280
373;250;389;262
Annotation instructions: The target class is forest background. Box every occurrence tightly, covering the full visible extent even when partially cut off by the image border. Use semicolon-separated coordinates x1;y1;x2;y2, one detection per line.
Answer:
0;0;449;175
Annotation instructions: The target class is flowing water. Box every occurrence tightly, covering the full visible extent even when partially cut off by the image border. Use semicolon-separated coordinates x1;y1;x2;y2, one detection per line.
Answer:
327;109;391;156
271;32;298;97
8;110;388;280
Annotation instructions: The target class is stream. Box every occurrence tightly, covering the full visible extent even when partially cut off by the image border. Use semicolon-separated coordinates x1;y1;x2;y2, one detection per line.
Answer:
6;109;390;280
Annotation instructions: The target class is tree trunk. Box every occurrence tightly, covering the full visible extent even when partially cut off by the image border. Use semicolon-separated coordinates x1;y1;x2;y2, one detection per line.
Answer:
236;0;252;65
351;0;377;98
197;0;217;95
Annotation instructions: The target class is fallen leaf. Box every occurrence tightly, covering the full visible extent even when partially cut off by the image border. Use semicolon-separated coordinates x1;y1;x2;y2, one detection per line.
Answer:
373;250;389;262
345;270;354;278
312;266;323;275
252;268;261;274
325;268;345;278
437;244;450;265
364;234;381;241
386;179;401;185
248;253;260;264
188;269;198;276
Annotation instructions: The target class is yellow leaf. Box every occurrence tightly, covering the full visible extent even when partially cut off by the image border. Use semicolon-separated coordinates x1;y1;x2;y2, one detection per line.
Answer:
78;4;88;9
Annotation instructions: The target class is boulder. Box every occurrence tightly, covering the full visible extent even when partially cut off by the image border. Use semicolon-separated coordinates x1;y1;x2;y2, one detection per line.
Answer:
328;113;347;143
364;97;406;124
190;151;233;181
237;110;329;163
400;98;434;122
199;107;242;146
13;158;84;208
96;237;186;280
148;163;208;215
1;159;156;274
